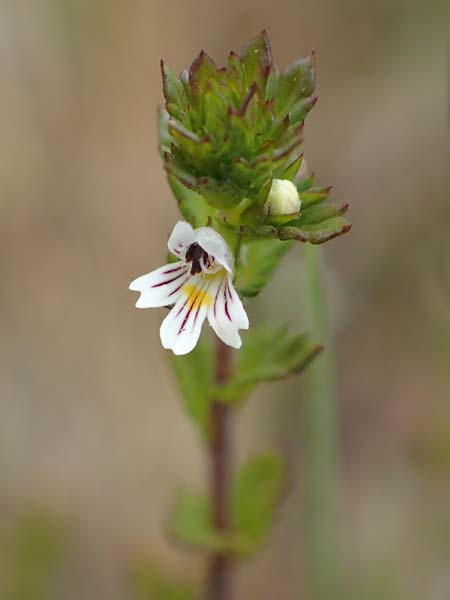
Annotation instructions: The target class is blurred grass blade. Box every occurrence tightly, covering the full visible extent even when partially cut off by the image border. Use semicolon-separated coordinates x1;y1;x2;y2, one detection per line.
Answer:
302;244;343;599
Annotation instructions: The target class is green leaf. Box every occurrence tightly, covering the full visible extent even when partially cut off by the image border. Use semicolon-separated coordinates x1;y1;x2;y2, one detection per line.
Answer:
239;85;259;148
222;54;244;110
168;120;203;162
299;186;332;207
189;50;217;102
197;177;243;210
171;454;285;558
169;335;214;436
231;453;284;551
296;173;315;193
157;108;172;156
265;65;279;101
168;175;211;228
180;69;193;100
289;95;317;125
161;61;187;109
280;154;304;180
221;221;279;240
234;238;292;298
164;159;198;190
203;88;228;142
279;216;351;244
168;121;217;175
216;325;322;402
166;102;186;123
240;30;273;93
264;212;301;227
293;203;348;226
171;494;229;553
131;565;197;600
276;54;315;118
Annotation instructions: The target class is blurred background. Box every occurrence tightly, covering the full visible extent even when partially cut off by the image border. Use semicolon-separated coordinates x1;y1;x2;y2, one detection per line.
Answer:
1;0;449;598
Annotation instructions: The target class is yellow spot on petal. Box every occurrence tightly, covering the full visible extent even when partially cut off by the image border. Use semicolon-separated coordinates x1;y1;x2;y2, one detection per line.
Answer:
183;284;213;309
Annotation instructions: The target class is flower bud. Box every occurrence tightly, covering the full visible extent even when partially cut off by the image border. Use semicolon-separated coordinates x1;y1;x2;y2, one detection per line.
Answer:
263;179;301;216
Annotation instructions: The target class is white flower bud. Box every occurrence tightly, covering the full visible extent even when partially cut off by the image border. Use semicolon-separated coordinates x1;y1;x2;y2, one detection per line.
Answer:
263;179;301;216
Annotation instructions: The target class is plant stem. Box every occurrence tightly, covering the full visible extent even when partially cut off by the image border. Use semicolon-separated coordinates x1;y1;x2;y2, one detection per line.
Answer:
302;244;342;600
207;339;232;600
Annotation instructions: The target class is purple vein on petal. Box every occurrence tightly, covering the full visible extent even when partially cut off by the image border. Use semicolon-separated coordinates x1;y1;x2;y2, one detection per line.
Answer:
151;271;186;288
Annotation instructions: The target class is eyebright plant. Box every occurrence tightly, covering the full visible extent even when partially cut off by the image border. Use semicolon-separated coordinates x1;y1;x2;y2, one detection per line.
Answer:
129;31;350;600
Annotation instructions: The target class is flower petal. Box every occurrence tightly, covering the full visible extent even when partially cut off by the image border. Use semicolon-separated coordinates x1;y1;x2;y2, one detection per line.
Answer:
194;227;234;273
168;221;196;259
129;262;189;308
207;274;249;349
160;277;218;355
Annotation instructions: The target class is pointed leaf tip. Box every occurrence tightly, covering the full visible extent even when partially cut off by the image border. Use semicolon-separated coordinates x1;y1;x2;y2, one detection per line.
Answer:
161;60;187;109
189;50;217;98
276;55;316;117
240;31;273;92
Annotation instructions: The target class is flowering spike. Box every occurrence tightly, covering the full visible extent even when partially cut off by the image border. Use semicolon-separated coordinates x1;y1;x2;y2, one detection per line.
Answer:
158;32;350;245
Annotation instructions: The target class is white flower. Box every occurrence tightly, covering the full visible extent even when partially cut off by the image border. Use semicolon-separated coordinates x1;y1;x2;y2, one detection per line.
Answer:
129;221;249;355
263;179;301;216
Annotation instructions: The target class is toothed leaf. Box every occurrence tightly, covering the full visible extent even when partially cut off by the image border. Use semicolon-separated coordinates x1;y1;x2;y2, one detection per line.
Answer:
161;62;187;109
215;326;322;402
240;31;273;93
292;203;348;226
276;55;315;118
231;453;284;552
279;216;351;244
189;51;217;102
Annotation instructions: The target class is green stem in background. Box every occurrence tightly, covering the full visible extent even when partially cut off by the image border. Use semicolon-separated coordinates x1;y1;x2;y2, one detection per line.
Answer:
302;243;342;600
207;340;232;600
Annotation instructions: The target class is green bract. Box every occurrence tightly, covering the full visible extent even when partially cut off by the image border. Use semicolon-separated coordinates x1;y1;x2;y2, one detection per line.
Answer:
170;453;284;557
159;30;350;245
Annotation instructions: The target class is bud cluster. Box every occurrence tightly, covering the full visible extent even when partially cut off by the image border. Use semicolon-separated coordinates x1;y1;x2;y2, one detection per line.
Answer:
159;31;350;245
